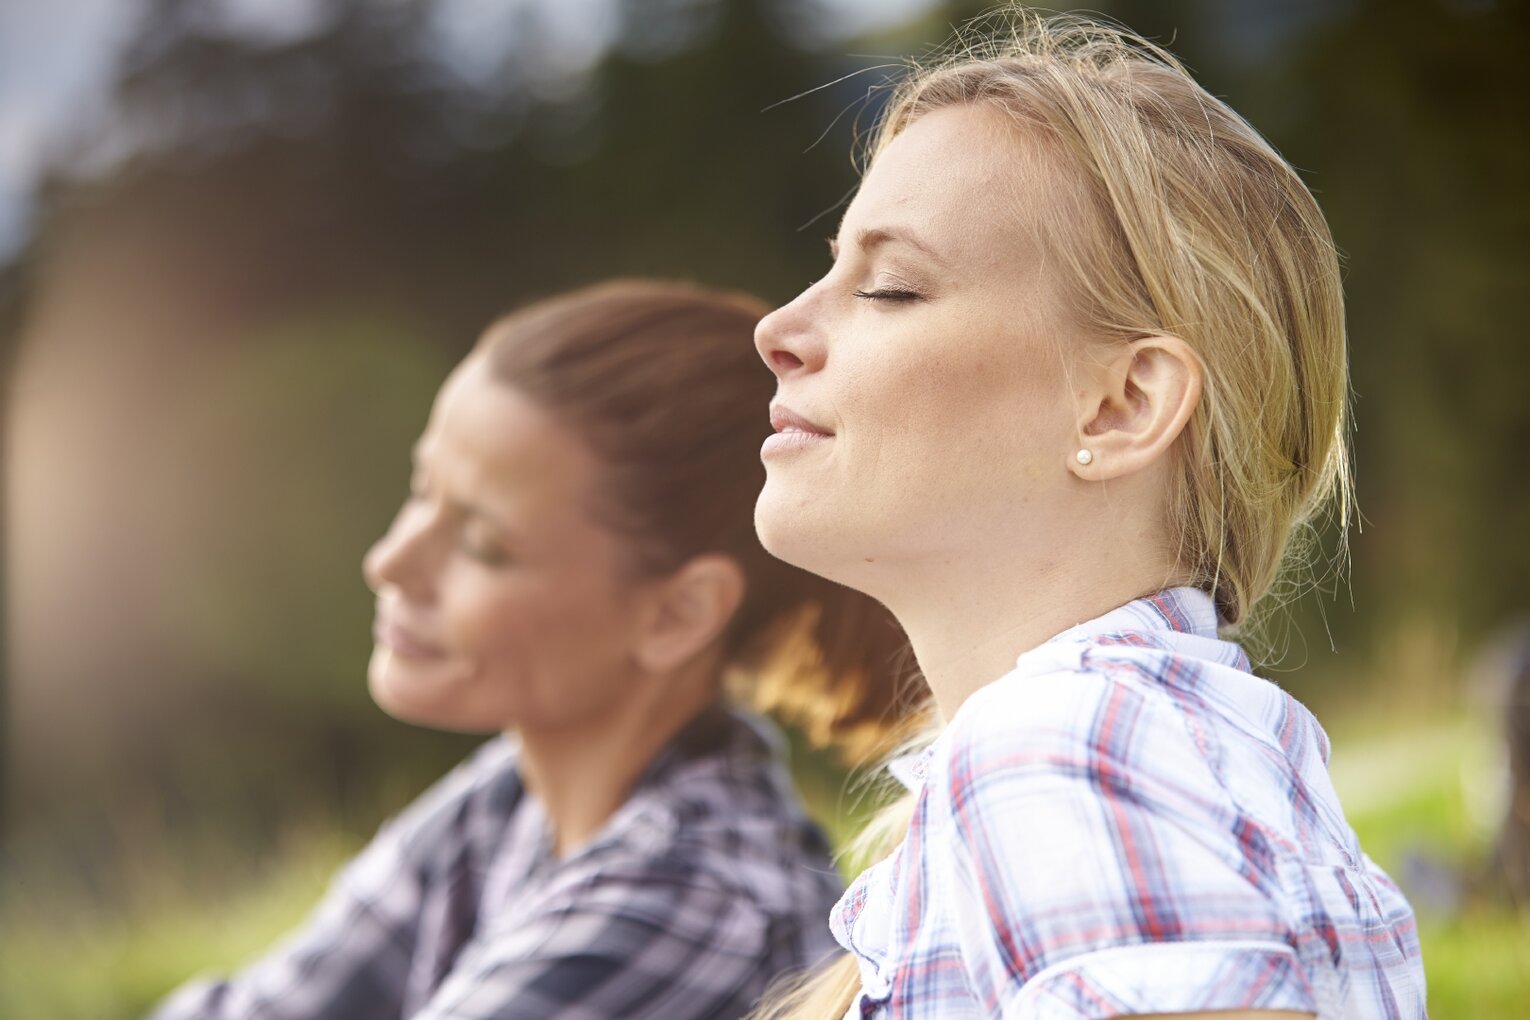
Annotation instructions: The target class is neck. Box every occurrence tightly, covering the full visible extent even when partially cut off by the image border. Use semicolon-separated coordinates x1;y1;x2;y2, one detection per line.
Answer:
876;505;1180;721
514;653;721;857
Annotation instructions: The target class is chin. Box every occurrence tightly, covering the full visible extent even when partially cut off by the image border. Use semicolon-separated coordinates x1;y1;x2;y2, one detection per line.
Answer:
367;649;485;733
367;660;433;726
755;485;863;587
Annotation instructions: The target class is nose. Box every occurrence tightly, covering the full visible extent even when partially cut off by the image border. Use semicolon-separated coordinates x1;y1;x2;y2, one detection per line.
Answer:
362;500;438;603
754;286;825;379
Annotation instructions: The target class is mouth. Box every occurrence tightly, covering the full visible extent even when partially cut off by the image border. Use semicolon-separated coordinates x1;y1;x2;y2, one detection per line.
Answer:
763;402;833;458
373;615;447;660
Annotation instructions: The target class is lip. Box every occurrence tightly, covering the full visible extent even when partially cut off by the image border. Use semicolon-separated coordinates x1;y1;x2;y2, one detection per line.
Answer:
763;402;833;459
373;615;447;659
769;403;832;436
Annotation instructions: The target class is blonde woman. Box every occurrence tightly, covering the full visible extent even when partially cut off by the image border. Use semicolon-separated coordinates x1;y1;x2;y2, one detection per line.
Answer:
752;11;1425;1020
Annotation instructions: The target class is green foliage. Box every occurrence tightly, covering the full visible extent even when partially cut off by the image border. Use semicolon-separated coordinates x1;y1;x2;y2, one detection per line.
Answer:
0;827;360;1020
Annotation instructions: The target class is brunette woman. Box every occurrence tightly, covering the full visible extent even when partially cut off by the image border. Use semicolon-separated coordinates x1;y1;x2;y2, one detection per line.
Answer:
153;279;907;1020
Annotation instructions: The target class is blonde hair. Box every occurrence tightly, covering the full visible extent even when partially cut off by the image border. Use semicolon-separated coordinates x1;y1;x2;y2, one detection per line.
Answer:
752;7;1352;1016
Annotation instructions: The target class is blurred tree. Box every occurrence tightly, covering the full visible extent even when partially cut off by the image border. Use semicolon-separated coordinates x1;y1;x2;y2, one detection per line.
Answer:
1275;0;1530;656
2;0;879;888
2;0;1525;895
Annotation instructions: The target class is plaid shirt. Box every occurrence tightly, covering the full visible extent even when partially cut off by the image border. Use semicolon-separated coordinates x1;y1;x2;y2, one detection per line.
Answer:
832;589;1425;1019
153;707;842;1020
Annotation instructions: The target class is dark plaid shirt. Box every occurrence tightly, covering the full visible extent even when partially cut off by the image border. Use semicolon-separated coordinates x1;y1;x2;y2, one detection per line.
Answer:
152;707;843;1020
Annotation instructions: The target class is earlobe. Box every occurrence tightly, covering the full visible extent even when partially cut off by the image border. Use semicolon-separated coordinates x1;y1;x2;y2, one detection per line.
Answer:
1070;334;1202;481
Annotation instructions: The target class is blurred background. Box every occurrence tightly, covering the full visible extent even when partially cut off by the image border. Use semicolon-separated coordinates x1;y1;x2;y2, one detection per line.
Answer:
1;0;1526;1016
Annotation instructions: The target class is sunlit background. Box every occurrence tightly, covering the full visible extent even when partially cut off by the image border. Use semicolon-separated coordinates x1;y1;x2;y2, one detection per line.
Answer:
2;0;1527;1016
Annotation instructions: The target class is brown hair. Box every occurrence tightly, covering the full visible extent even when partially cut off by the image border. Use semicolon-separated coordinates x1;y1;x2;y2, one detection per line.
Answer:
479;278;921;759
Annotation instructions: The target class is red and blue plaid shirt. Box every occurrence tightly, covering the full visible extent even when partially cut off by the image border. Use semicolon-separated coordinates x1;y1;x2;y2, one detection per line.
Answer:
831;588;1425;1019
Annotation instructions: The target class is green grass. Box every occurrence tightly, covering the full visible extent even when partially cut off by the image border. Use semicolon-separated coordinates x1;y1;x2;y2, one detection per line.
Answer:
0;827;360;1020
1328;715;1530;1018
1414;911;1530;1019
2;713;1526;1018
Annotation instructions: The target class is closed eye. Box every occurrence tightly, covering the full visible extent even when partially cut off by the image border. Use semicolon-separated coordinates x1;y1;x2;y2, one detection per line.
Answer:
459;532;511;566
853;287;921;302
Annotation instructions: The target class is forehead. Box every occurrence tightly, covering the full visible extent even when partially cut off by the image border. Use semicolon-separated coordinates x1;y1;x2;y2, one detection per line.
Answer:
421;357;597;506
844;103;1052;266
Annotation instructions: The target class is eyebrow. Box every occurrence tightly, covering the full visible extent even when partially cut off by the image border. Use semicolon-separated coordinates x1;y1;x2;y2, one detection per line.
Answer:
828;226;950;267
409;447;516;535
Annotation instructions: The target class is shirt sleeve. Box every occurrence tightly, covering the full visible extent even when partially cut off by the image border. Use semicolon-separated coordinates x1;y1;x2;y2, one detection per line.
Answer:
149;742;507;1020
410;855;780;1020
928;668;1321;1020
148;822;424;1019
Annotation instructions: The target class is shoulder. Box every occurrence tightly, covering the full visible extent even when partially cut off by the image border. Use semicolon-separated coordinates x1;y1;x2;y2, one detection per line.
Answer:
922;644;1263;889
532;711;841;966
933;644;1216;806
633;709;833;857
419;795;820;1020
372;736;524;869
907;655;1321;1013
434;859;791;1020
618;711;842;915
480;823;831;988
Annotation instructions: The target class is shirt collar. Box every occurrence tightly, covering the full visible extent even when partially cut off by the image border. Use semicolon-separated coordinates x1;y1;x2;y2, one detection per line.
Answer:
883;588;1222;794
886;750;929;792
633;701;761;792
1042;586;1221;649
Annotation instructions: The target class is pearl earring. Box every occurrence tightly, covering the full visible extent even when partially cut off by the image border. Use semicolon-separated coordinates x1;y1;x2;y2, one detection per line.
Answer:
1075;449;1093;466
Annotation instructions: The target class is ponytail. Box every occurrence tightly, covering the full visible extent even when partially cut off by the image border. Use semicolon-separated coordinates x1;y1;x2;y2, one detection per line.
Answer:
480;279;923;756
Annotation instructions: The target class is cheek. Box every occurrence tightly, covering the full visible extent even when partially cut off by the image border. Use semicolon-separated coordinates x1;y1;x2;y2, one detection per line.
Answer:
442;583;540;675
846;319;1073;496
441;571;630;699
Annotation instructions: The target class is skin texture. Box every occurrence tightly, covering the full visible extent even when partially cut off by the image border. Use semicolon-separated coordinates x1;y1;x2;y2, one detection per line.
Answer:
755;104;1205;719
364;354;742;853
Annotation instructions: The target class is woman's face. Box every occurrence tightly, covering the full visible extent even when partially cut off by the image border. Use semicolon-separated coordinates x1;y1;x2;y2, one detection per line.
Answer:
363;356;651;734
754;104;1085;588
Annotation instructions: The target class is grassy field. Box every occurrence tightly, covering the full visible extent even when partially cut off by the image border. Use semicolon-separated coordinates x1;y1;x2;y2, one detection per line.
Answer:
1325;716;1530;1017
2;712;1526;1019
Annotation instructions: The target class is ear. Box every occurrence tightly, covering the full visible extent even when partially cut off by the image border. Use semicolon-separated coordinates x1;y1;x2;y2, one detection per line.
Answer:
1070;334;1202;481
632;554;746;675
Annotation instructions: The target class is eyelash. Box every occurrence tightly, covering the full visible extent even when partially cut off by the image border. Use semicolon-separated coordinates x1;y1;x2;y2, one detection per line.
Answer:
405;483;509;566
853;288;920;303
459;536;509;567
